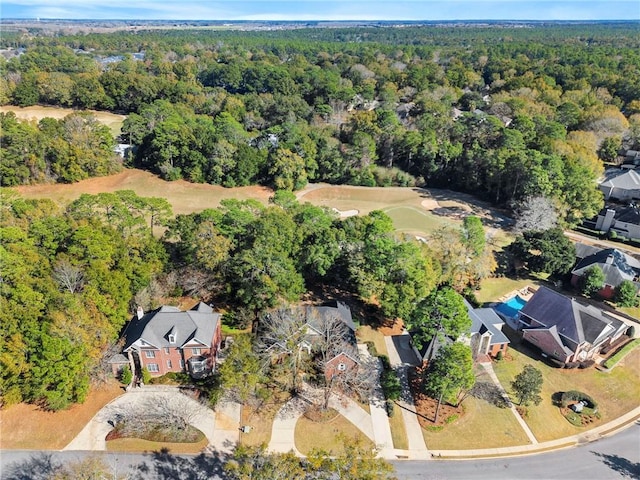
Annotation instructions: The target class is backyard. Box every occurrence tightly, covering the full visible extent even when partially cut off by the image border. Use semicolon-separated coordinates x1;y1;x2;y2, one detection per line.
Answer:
493;340;640;442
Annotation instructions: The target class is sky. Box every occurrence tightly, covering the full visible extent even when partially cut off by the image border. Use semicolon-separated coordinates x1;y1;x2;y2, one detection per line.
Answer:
1;1;639;21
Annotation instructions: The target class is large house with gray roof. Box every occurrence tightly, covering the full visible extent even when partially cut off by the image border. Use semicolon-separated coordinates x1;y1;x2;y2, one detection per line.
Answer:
121;302;222;379
599;169;640;201
571;243;640;299
518;287;629;364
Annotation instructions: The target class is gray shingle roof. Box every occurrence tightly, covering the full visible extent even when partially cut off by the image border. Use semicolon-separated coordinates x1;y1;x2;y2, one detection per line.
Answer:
305;301;356;332
600;169;640;189
123;302;220;351
572;246;640;288
520;286;624;347
470;307;510;345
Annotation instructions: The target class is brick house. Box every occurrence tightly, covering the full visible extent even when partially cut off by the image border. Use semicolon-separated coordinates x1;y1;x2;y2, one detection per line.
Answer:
571;243;640;300
122;302;222;379
518;286;629;364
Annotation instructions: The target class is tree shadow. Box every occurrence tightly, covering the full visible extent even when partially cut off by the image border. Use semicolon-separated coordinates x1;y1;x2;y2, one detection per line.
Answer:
591;451;640;478
131;449;228;480
3;453;62;480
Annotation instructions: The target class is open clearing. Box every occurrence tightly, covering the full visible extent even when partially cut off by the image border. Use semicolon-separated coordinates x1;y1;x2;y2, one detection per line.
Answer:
13;169;509;236
0;105;126;136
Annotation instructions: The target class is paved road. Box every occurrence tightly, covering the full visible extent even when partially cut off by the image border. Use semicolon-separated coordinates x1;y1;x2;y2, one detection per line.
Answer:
2;422;638;480
392;421;640;480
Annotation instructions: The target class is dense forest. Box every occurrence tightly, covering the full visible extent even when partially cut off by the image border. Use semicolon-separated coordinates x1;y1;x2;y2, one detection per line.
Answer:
2;24;639;224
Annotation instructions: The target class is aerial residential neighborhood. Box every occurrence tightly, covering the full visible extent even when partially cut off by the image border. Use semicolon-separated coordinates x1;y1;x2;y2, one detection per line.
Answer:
1;6;640;480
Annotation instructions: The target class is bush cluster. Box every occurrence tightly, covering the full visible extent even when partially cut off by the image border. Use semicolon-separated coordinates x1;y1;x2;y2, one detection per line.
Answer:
560;390;597;409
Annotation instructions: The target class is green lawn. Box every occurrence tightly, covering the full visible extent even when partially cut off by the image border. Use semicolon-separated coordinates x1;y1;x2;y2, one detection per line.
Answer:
382;206;455;237
475;277;540;304
493;345;640;442
421;395;532;450
295;414;374;456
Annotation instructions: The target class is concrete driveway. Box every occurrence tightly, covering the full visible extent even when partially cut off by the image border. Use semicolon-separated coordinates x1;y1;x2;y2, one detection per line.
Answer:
64;386;239;453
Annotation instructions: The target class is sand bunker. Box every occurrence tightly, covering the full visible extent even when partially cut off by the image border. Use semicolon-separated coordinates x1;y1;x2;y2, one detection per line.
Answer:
420;199;439;210
332;208;359;218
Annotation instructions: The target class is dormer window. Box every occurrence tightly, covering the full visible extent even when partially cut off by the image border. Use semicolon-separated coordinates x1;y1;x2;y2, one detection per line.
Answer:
168;333;176;344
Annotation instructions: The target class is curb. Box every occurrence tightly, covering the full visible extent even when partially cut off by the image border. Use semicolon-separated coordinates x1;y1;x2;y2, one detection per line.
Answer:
423;409;640;461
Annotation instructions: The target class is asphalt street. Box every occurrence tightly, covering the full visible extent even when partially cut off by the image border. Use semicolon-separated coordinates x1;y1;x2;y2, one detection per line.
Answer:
1;422;638;480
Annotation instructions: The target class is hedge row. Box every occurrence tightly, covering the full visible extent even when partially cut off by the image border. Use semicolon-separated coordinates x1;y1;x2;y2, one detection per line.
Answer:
603;338;640;369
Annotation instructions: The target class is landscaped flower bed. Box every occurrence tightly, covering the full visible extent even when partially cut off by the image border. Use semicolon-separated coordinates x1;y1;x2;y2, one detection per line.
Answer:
556;390;601;427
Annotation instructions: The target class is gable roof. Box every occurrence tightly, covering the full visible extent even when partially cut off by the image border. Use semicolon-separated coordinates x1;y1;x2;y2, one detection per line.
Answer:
572;247;640;287
522;325;574;359
520;286;625;347
600;169;640;190
123;302;220;351
468;305;510;346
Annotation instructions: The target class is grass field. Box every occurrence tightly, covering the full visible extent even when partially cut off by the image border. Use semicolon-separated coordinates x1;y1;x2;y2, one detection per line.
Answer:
493;345;640;442
0;380;123;450
0;105;126;136
421;395;532;450
14;169;506;237
294;414;375;455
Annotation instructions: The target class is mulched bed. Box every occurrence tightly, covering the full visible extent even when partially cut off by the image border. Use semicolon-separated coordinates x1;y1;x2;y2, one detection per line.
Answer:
303;405;340;423
408;366;465;430
106;423;204;443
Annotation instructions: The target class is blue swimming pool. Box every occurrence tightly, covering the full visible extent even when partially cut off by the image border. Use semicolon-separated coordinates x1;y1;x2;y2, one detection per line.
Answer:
495;295;527;319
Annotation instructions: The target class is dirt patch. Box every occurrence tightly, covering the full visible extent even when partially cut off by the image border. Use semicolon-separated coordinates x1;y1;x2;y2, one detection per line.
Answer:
0;380;123;450
378;318;406;336
15;168;274;215
409;366;465;429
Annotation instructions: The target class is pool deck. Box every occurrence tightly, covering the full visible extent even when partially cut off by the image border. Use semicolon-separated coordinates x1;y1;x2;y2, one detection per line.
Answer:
496;285;537;304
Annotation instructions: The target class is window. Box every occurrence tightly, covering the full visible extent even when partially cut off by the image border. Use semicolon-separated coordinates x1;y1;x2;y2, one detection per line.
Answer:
167;360;173;369
147;363;159;373
164;348;170;354
145;350;156;358
168;333;176;344
337;363;347;372
191;348;201;355
179;359;185;369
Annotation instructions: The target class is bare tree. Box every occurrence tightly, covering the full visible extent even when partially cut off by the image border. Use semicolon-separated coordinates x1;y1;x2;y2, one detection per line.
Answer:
256;305;309;394
512;196;560;234
317;343;376;411
107;392;206;439
52;259;84;294
310;312;376;410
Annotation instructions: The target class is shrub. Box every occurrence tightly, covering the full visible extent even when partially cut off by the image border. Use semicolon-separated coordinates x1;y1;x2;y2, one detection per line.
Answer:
365;341;378;357
565;411;583;427
495;351;503;361
141;367;152;385
120;365;133;385
445;414;459;424
608;230;618;239
380;366;401;401
628;325;636;337
560;390;597;409
378;354;390;370
385;400;395;417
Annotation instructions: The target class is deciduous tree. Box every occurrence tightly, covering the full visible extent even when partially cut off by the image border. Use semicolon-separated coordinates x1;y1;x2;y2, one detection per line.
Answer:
511;364;543;406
